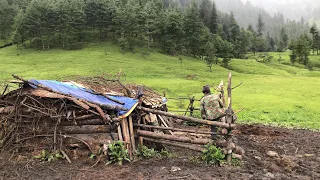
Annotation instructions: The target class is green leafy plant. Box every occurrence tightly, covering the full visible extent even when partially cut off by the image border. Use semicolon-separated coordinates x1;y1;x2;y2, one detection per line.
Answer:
231;156;243;167
189;155;201;164
34;150;64;162
136;145;171;159
106;141;130;165
136;145;159;159
159;149;171;157
201;144;225;165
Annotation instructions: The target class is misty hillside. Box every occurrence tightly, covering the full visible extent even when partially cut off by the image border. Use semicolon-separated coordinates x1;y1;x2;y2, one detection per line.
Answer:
215;0;309;39
240;0;320;26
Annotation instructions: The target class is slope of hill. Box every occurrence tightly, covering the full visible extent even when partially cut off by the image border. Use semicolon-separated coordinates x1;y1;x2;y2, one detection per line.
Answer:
215;0;309;39
241;0;320;20
1;43;320;129
241;0;320;27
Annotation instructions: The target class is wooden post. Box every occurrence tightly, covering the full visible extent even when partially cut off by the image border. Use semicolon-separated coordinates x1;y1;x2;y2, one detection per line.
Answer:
218;80;225;108
139;137;144;149
189;96;195;117
117;124;123;141
137;113;144;149
226;72;233;163
227;73;232;109
128;116;136;153
121;118;131;157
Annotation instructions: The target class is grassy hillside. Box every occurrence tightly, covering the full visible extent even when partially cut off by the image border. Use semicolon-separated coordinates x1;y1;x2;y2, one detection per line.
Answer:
1;43;320;129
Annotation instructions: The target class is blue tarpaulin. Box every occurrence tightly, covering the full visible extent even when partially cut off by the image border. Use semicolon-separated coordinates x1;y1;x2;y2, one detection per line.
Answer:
28;80;138;118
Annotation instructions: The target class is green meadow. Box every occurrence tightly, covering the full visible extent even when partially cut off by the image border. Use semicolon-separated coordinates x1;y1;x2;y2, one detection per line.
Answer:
1;43;320;129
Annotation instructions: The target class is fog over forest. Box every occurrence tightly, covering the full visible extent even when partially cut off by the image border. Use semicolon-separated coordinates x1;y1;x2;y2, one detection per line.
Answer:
239;0;320;23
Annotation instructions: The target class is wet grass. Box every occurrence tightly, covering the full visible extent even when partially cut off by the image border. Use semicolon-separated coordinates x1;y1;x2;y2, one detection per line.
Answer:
0;42;319;129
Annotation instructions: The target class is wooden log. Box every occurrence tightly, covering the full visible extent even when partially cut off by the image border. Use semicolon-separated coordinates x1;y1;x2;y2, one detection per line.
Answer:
121;118;131;156
64;133;118;146
75;114;97;120
117;124;123;141
61;125;111;134
60;119;105;126
133;124;232;136
137;106;235;129
139;137;144;148
232;153;243;160
143;138;203;152
161;115;174;127
128;116;136;153
227;72;232;109
137;130;212;145
157;115;174;135
218;81;225;108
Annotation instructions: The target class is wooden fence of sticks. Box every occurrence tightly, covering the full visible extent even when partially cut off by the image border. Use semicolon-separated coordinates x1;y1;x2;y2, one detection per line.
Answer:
126;73;244;162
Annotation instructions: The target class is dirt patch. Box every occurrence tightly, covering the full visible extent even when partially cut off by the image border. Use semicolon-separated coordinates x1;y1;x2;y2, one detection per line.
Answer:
1;124;319;180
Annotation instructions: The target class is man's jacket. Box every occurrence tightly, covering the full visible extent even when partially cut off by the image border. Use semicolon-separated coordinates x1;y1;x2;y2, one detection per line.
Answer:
200;94;225;120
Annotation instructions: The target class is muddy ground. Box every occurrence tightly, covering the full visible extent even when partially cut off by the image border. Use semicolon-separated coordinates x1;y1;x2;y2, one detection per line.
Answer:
0;124;319;180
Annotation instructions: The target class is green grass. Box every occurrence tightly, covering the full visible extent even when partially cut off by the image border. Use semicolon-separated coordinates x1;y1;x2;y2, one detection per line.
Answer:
1;42;320;129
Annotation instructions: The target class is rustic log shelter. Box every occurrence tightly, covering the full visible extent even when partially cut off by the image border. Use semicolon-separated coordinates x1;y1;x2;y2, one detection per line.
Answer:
0;73;243;163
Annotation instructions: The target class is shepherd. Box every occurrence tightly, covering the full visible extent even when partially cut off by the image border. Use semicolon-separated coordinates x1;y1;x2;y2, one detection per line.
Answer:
200;85;226;140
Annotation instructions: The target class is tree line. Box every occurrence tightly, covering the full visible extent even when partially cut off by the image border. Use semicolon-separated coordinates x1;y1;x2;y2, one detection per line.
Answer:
0;0;317;68
288;24;320;68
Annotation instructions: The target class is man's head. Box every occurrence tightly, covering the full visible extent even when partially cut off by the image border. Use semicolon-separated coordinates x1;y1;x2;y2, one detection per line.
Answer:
202;85;211;94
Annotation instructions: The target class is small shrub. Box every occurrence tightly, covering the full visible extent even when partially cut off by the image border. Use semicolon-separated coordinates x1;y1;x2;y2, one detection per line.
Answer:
306;63;313;70
34;150;64;162
289;54;297;65
136;145;159;159
106;141;130;165
222;57;231;68
231;156;243;167
66;42;85;50
179;56;183;67
201;144;225;165
136;145;171;159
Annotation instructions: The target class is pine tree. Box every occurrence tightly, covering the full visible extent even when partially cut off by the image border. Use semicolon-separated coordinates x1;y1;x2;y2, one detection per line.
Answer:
114;0;141;52
209;1;218;34
12;8;27;50
184;0;205;57
315;32;320;55
141;0;157;51
256;14;264;37
199;0;212;28
247;24;256;36
23;0;50;49
291;34;311;65
228;12;240;43
156;8;184;55
0;0;17;41
65;0;85;46
279;27;288;52
309;23;318;54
